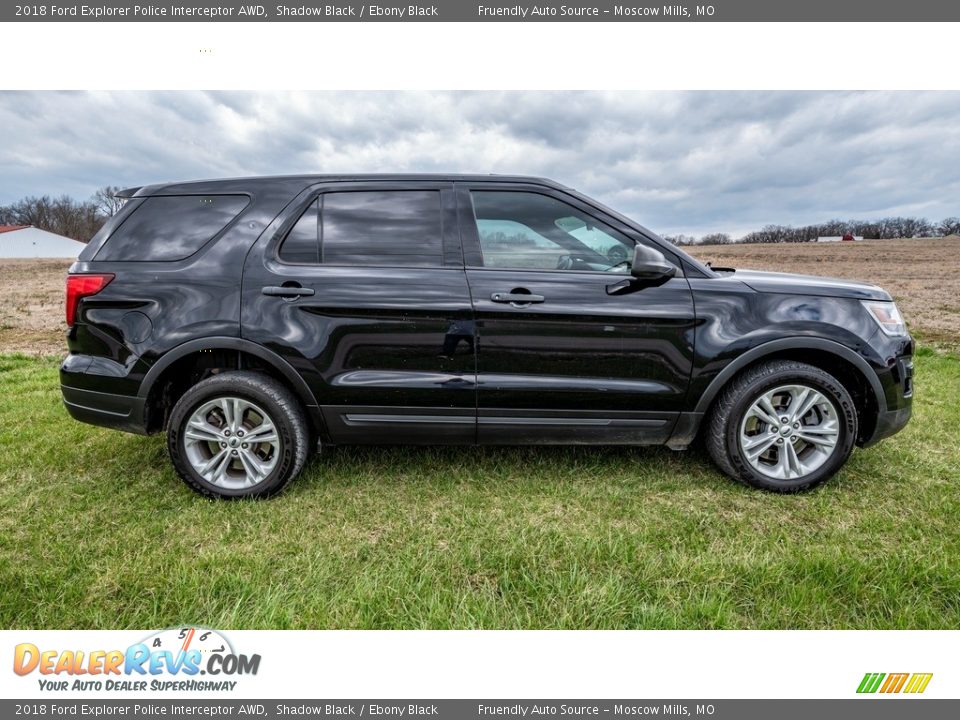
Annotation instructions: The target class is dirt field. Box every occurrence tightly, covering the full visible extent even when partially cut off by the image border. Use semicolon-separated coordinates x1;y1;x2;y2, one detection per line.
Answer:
0;258;72;355
0;236;957;356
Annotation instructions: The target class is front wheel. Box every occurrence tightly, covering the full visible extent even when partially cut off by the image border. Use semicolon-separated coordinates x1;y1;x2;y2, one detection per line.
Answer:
167;371;310;499
705;360;858;492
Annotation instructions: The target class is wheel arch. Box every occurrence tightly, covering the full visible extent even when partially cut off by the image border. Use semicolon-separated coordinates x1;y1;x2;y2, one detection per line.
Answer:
678;337;886;449
138;337;324;437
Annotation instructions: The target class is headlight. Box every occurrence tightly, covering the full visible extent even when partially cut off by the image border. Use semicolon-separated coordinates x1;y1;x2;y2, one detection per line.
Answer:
862;300;908;337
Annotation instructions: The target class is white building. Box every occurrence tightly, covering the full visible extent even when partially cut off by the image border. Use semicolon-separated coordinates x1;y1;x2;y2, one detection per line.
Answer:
816;235;863;243
0;225;87;258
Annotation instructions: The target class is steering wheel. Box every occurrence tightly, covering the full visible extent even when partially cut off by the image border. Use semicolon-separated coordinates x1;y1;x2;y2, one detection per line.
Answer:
556;255;575;271
606;245;629;263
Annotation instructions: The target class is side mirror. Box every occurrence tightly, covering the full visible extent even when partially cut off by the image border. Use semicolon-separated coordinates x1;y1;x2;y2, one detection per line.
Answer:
606;244;676;295
631;243;676;281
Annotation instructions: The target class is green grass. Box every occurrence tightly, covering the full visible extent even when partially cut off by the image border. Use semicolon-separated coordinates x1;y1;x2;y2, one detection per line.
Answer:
1;351;959;629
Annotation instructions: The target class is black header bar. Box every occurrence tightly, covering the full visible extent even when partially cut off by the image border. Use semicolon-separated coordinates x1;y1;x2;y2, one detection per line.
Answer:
5;0;960;22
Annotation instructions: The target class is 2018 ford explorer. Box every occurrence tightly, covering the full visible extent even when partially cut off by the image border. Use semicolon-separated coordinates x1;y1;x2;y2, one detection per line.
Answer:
61;175;914;498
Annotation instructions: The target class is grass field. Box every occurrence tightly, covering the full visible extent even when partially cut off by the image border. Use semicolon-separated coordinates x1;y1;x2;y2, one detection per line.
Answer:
1;350;959;629
1;238;959;629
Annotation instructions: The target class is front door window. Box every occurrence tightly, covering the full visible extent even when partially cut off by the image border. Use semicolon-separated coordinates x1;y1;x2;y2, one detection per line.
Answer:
470;191;636;273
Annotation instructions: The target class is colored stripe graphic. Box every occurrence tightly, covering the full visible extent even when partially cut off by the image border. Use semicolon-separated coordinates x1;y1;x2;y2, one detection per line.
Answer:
857;672;932;694
904;673;934;694
857;673;885;693
880;673;909;693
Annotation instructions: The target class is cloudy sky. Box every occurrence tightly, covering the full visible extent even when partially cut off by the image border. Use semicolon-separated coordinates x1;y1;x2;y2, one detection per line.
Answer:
1;91;958;237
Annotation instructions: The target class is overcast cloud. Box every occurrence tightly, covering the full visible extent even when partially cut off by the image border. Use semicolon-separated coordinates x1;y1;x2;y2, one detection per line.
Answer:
1;91;958;237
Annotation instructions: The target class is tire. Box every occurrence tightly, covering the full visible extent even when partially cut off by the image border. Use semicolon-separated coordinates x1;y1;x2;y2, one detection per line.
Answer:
167;371;310;499
705;360;858;492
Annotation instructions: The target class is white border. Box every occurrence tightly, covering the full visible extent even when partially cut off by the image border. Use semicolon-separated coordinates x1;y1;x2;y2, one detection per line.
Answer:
2;22;959;90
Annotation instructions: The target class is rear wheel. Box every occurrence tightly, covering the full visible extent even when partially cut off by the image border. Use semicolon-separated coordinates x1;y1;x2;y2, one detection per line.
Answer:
167;371;309;499
705;360;858;492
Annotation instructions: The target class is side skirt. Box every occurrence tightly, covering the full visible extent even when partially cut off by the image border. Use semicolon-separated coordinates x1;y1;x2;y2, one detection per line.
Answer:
321;406;679;446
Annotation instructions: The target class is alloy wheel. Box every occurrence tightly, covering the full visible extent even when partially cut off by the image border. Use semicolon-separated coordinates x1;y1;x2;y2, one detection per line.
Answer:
738;384;840;481
183;396;281;489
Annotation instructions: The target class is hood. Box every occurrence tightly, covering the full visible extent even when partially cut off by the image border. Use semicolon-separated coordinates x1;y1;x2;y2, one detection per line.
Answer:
730;269;892;301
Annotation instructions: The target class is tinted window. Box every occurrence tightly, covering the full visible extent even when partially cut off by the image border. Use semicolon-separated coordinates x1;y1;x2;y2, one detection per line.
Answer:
321;191;442;267
470;191;635;272
278;199;319;264
97;195;249;262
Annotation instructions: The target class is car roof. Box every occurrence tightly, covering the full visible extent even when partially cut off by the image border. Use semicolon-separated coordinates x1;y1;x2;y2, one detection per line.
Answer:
119;174;567;198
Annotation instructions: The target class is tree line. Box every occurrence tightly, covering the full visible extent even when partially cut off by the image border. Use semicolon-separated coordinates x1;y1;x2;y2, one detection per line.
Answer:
664;216;960;246
2;187;958;247
0;187;123;242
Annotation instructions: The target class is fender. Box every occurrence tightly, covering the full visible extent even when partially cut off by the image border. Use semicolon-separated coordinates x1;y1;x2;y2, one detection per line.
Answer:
666;337;888;451
137;336;324;431
692;337;888;415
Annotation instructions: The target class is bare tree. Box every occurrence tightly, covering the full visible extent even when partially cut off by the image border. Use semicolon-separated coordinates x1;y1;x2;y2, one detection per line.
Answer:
700;233;732;245
92;186;126;217
899;217;934;238
0;205;17;225
0;195;105;242
938;217;960;237
729;215;957;243
663;234;697;246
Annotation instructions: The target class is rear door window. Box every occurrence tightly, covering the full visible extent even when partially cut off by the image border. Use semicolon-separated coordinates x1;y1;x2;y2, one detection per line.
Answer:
96;195;249;262
276;190;445;268
321;190;443;267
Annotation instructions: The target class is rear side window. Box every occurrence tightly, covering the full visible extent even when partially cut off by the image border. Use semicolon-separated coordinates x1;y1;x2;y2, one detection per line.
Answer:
278;190;443;267
96;195;249;262
278;199;319;264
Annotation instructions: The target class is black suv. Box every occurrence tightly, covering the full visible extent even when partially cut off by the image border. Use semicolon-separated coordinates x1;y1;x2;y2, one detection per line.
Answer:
61;175;913;498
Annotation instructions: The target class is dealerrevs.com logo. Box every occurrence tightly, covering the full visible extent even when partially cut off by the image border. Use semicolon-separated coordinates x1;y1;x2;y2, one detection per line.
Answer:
857;672;933;694
13;627;261;692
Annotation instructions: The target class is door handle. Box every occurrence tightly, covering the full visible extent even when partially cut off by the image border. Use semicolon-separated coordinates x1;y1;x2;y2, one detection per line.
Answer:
491;292;545;304
262;285;315;298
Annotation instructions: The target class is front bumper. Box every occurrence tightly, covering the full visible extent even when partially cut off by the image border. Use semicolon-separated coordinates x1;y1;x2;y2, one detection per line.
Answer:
860;348;913;447
862;404;912;447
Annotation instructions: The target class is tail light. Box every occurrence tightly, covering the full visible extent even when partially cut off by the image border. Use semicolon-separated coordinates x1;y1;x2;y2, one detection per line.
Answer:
66;273;114;326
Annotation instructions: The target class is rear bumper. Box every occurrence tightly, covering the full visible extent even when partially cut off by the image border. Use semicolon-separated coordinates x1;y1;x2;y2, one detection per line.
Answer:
60;351;149;435
61;384;148;435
